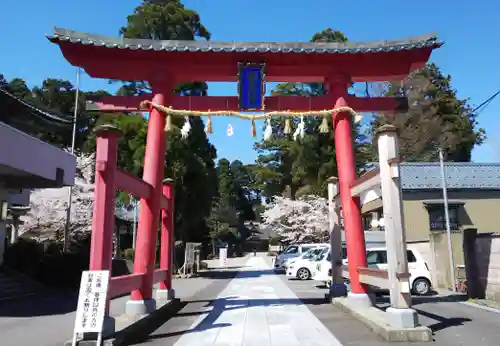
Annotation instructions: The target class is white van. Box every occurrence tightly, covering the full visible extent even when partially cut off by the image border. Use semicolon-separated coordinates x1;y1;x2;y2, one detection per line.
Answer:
313;246;432;295
274;243;329;272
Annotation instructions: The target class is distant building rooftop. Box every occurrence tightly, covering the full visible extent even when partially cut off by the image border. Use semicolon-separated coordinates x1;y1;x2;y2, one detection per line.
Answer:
399;162;500;190
0;87;76;189
0;87;72;136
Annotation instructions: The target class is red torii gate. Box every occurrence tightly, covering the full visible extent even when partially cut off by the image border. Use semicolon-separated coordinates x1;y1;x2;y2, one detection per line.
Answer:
47;28;440;327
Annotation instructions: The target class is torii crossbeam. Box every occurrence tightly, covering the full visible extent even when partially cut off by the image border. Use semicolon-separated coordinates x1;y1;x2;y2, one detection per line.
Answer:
86;95;409;113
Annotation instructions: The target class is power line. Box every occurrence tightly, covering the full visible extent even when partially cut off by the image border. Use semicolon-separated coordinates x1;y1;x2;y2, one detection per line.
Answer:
471;89;500;115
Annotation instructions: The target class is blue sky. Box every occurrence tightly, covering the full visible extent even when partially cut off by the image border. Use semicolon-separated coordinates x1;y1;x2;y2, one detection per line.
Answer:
1;0;499;164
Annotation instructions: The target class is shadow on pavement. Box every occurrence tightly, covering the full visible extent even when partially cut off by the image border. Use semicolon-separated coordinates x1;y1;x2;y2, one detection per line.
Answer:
375;293;469;306
205;265;248;270
0;291;78;317
374;293;473;333
414;308;472;332
124;296;236;344
135;293;324;343
200;268;276;279
140;297;232;343
190;296;326;310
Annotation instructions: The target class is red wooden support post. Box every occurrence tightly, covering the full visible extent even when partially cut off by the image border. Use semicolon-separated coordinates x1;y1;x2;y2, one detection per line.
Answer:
156;178;175;303
127;90;168;316
328;76;370;306
89;124;120;334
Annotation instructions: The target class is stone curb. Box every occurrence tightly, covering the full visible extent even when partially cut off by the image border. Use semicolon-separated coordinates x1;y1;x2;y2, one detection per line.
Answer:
331;297;433;342
65;298;185;345
461;301;500;315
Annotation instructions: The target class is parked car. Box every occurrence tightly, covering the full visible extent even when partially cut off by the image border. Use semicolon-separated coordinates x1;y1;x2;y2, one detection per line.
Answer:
312;246;347;287
313;246;432;295
285;246;329;280
274;243;328;272
363;246;432;295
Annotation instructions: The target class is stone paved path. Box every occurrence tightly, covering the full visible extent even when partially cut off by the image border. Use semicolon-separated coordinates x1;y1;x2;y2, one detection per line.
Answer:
173;255;343;346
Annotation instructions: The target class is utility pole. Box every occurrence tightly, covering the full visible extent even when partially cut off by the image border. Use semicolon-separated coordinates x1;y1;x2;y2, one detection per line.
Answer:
438;147;457;293
63;67;80;253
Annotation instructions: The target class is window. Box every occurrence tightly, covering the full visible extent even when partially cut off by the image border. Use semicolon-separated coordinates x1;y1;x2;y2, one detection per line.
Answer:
366;251;387;265
303;248;321;259
301;245;315;253
316;248;329;261
301;250;314;259
326;252;331;262
407;250;417;263
283;246;299;254
341;247;347;259
362;215;372;230
427;204;460;231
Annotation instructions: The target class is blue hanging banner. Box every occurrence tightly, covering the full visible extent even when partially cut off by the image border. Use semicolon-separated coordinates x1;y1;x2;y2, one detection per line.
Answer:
238;63;265;111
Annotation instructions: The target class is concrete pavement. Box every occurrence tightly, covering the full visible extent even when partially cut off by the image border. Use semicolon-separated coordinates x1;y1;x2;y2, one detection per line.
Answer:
173;255;343;346
0;276;217;346
142;254;500;346
1;253;499;345
274;257;500;346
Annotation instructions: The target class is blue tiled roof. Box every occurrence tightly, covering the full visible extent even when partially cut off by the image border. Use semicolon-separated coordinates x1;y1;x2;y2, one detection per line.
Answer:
399;162;500;190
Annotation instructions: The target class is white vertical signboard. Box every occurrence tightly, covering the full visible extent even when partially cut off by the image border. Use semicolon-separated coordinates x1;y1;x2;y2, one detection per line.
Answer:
72;270;110;345
219;248;227;267
185;242;196;266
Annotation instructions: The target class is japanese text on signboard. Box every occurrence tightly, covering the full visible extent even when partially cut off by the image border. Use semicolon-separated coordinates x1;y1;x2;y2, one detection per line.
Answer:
73;270;109;334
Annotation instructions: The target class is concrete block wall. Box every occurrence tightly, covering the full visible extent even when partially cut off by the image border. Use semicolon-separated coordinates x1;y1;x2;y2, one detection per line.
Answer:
475;234;500;300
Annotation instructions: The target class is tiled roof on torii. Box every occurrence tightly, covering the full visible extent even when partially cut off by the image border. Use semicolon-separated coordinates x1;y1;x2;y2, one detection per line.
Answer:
47;27;442;54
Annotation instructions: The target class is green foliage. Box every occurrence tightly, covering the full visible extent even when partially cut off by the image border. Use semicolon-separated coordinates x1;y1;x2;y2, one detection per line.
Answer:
0;75;108;150
208;159;258;251
116;0;210;96
123;248;135;261
93;0;218;245
251;28;370;200
120;0;210;41
311;28;348;43
4;238;90;289
371;63;485;162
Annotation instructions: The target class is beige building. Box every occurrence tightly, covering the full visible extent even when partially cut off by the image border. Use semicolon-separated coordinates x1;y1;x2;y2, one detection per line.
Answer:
361;162;500;299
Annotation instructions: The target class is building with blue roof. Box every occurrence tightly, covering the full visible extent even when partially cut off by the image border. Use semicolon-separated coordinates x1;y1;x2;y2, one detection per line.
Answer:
360;161;500;294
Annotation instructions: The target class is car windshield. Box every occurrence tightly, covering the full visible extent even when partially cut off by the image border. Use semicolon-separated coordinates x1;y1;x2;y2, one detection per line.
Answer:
314;247;330;261
282;245;299;254
301;248;322;259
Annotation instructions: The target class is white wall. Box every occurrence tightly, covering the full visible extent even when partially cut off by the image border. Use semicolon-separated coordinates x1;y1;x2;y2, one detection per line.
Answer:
0;122;76;186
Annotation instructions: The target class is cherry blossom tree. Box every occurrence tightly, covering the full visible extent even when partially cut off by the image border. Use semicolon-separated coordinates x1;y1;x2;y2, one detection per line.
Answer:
21;153;136;241
261;195;329;243
21;153;96;241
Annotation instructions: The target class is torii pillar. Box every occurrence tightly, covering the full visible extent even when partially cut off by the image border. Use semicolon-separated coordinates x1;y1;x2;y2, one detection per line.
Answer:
328;75;371;308
125;85;171;316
